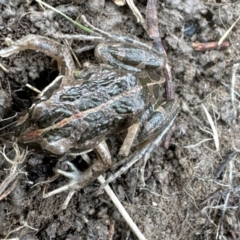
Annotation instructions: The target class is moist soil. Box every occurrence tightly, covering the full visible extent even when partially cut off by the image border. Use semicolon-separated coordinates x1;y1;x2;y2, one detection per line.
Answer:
0;1;240;239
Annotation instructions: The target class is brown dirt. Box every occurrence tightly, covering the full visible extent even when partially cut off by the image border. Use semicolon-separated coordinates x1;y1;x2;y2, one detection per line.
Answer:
0;0;240;239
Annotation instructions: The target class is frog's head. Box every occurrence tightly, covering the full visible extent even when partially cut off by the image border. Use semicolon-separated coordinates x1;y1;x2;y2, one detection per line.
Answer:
17;121;73;157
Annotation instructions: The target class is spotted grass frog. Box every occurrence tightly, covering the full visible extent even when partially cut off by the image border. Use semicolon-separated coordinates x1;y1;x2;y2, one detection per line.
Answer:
0;34;179;202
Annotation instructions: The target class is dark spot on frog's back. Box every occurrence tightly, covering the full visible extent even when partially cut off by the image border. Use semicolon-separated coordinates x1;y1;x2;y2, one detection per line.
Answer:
83;111;109;125
111;96;145;114
42;124;74;142
60;71;138;104
59;86;82;101
79;111;109;142
107;73;138;97
78;96;102;111
90;70;137;91
58;72;140;112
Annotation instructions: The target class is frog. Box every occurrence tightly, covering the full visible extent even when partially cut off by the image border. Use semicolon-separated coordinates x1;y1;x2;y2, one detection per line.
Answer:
0;33;179;206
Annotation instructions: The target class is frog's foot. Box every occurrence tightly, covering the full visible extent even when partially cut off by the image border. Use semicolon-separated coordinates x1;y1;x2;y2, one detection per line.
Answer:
43;142;112;209
43;161;82;209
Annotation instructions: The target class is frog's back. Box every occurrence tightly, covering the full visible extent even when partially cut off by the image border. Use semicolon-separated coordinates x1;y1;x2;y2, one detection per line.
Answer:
69;68;147;145
22;67;149;155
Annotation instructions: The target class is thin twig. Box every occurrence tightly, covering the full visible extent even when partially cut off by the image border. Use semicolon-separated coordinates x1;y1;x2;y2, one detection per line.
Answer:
0;62;9;73
47;32;104;41
0;144;27;201
215;151;237;179
107;219;115;240
4;220;38;239
192;41;230;51
75;45;96;54
25;84;41;94
202;104;219;151
35;0;93;33
218;15;240;45
221;81;240;98
146;0;174;100
231;63;239;105
112;0;126;6
145;0;176;149
0;179;18;200
217;156;234;239
98;175;147;240
126;0;146;31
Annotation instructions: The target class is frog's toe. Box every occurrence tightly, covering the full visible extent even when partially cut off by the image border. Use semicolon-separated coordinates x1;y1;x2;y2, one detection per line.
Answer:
0;36;34;57
43;161;83;209
54;161;82;181
0;44;21;57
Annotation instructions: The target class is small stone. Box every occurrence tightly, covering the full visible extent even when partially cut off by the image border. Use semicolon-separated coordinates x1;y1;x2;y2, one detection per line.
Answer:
152;201;157;207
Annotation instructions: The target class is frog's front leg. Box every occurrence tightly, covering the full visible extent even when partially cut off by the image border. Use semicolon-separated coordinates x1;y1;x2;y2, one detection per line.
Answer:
0;35;75;76
43;141;112;209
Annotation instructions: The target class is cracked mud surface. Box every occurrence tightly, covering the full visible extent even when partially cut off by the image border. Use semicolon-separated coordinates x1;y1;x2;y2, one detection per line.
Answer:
0;1;240;239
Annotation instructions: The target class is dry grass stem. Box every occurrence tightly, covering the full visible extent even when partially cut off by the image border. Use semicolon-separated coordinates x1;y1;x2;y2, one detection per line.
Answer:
222;159;233;210
107;219;115;240
0;143;28;174
0;143;28;201
4;220;38;239
218;15;240;45
35;0;92;33
64;39;82;69
25;83;41;94
215;151;237;179
202;104;219;151
140;187;161;197
0;179;18;201
184;138;212;148
126;0;146;30
98;175;147;240
0;62;9;73
32;173;59;189
112;0;126;6
221;81;240;98
200;152;239;239
216;159;235;239
231;63;239;105
192;41;230;51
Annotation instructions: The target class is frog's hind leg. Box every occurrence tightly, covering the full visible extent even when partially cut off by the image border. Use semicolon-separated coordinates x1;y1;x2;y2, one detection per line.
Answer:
0;35;75;76
99;100;179;191
95;43;141;72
